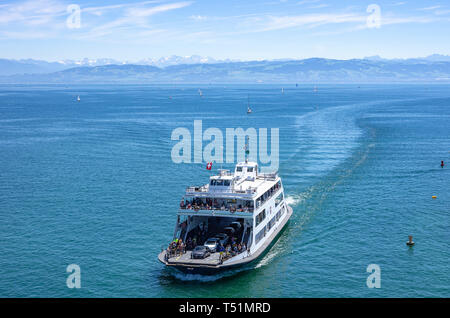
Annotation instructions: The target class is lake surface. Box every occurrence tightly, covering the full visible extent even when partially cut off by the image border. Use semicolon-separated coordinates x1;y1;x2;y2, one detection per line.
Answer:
0;84;448;297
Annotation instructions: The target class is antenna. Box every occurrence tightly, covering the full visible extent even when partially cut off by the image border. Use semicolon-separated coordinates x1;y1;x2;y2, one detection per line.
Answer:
244;135;249;163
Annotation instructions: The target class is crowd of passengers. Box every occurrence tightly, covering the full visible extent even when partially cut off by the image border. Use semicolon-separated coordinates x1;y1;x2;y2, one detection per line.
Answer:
166;238;186;258
179;181;280;211
217;241;247;261
180;197;254;212
166;236;247;260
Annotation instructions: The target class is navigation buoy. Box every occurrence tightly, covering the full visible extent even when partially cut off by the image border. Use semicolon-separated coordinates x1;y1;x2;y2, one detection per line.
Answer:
432;195;437;199
406;235;415;247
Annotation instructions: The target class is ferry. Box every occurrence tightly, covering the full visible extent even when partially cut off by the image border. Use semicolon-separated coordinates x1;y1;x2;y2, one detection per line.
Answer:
158;160;293;275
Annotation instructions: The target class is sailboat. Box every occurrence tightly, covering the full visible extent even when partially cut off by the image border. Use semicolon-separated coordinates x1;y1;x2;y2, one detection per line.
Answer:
281;88;284;94
246;95;252;114
77;95;80;102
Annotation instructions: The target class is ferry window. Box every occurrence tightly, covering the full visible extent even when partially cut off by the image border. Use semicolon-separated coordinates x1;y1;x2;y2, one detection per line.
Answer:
210;180;216;186
268;215;276;230
248;167;253;172
224;180;230;186
255;228;266;244
236;167;242;172
256;209;266;227
275;192;283;207
216;180;224;186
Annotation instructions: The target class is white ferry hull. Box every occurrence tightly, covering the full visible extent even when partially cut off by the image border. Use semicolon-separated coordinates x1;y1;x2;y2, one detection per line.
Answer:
158;205;293;275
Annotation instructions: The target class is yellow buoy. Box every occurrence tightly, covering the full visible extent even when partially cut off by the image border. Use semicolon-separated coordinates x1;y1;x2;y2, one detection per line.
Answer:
432;196;437;199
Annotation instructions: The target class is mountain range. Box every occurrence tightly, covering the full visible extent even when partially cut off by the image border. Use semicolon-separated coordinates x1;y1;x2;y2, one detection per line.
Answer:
1;55;450;83
0;55;234;76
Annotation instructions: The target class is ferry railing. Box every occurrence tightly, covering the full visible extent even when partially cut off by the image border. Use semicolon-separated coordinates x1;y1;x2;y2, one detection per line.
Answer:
179;205;254;213
186;184;258;195
186;185;209;193
258;172;278;180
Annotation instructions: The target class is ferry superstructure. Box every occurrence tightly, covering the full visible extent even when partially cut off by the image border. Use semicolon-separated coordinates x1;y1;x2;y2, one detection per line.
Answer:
158;161;292;274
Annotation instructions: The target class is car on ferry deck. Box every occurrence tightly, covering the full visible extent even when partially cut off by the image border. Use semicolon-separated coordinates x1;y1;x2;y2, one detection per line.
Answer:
204;238;220;252
191;246;211;259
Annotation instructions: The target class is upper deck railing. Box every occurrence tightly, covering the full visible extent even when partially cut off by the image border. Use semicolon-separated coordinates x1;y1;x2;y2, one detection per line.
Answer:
257;172;278;180
180;204;254;213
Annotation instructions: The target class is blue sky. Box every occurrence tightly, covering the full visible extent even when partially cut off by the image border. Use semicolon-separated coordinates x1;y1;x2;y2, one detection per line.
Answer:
0;0;449;61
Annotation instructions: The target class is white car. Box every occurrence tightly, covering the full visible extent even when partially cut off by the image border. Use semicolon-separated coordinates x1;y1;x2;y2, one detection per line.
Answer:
203;238;219;252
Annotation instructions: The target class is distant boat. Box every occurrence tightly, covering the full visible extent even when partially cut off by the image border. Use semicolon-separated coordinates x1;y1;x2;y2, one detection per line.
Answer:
246;95;252;114
198;89;203;97
313;86;318;92
77;95;80;102
281;88;284;94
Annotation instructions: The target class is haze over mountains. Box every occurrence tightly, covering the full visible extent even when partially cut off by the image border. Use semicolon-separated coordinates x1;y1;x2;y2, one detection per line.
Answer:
0;55;235;76
1;55;450;83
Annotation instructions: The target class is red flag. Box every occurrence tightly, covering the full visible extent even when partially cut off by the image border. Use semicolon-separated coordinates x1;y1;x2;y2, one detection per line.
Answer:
206;162;212;170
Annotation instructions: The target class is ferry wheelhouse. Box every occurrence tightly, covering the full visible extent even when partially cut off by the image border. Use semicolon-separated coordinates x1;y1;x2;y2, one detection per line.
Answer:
158;161;292;274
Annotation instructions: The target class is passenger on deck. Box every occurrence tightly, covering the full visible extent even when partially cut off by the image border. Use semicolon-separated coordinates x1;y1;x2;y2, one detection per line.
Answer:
180;199;185;209
178;239;185;253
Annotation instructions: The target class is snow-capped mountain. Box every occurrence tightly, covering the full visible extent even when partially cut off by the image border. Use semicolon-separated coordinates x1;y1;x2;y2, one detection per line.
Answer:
136;55;237;67
58;58;126;66
58;55;235;67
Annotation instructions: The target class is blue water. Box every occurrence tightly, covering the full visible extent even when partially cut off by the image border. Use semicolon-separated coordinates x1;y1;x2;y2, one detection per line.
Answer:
0;84;449;297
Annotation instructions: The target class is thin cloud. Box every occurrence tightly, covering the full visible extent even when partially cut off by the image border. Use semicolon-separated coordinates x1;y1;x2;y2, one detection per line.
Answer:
127;1;191;18
308;4;329;9
78;1;192;40
417;6;442;11
297;0;321;5
390;2;407;6
83;1;161;16
190;15;208;21
260;13;366;32
0;0;66;25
